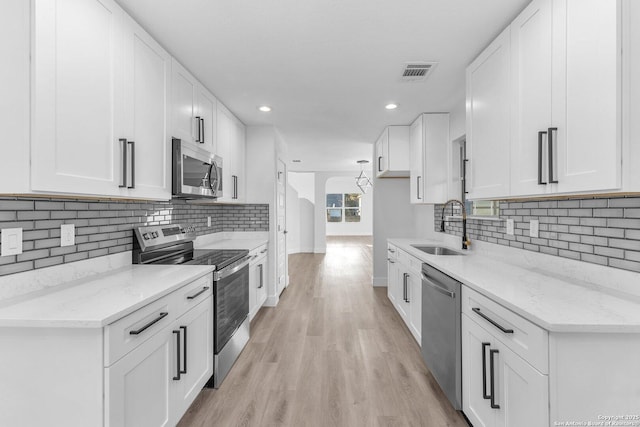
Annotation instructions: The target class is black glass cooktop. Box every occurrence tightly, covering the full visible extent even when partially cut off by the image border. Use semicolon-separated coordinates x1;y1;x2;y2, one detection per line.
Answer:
185;249;248;269
148;248;248;270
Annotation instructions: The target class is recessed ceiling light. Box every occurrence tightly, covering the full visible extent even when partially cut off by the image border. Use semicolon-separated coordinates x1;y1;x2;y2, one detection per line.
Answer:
385;103;398;110
258;105;272;112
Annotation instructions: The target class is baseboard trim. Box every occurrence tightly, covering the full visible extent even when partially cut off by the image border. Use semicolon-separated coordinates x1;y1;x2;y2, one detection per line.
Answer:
372;276;388;287
264;295;279;307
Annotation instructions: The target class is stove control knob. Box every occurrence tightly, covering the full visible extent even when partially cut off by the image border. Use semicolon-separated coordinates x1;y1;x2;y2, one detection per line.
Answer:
142;233;150;240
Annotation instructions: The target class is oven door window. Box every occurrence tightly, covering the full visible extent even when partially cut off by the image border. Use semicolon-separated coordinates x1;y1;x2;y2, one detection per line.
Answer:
183;155;214;190
215;265;249;353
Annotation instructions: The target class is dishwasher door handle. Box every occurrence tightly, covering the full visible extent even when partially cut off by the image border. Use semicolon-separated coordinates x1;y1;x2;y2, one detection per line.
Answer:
421;273;456;298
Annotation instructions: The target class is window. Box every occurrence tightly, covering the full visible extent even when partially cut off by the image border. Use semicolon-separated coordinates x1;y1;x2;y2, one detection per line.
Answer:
326;193;361;223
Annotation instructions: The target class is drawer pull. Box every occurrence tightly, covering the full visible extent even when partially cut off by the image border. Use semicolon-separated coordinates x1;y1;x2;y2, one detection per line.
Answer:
387;258;395;264
472;307;514;334
186;286;210;300
180;326;187;374
388;248;395;253
129;312;168;335
489;349;500;409
260;249;267;254
173;329;181;381
482;342;491;400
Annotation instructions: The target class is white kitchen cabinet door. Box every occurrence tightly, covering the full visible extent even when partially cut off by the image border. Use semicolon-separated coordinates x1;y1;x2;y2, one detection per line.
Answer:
409;116;424;203
387;256;400;308
233;119;247;202
216;101;234;202
397;271;410;320
171;59;197;145
466;27;511;200
105;326;175;427
31;0;126;196
422;114;450;204
196;85;217;153
375;132;387;177
551;0;621;193
407;269;421;343
494;341;549;427
250;255;268;320
462;314;498;427
120;15;171;200
174;297;213;421
510;0;554;197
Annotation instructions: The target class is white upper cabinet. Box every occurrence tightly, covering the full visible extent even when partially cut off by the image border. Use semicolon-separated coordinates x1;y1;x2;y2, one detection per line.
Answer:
216;101;246;203
375;126;410;178
410;113;450;204
31;0;125;196
551;0;621;193
119;14;172;200
468;0;622;199
171;59;217;154
466;27;511;200
510;0;553;197
31;0;172;199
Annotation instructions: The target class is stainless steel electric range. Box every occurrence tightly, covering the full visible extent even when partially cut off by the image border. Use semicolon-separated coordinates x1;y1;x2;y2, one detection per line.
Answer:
132;223;251;388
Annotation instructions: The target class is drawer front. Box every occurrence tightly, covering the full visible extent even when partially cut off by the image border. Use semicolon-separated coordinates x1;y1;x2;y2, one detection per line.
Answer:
387;243;398;261
175;273;213;315
104;294;175;366
462;286;548;373
250;244;268;265
397;249;421;273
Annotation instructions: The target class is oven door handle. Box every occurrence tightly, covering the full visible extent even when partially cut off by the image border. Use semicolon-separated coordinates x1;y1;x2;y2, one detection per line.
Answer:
214;256;252;281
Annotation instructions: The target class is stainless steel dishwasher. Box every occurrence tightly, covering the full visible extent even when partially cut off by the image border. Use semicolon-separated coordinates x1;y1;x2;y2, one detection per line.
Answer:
421;263;462;410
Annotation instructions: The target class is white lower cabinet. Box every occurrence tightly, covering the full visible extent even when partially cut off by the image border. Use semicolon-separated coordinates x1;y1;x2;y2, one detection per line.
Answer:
106;325;174;427
462;314;548;427
386;243;422;344
107;288;213;427
249;244;268;320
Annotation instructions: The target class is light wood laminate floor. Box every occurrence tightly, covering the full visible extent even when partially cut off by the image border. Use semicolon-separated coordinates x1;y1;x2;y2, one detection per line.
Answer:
178;236;468;427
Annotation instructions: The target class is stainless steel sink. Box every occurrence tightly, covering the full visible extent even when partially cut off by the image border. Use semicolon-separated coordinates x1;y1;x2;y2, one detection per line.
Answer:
411;245;464;256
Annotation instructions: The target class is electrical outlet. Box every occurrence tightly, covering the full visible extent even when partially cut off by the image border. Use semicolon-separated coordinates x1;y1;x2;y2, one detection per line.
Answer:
1;228;23;256
60;224;75;247
506;219;515;236
207;216;211;227
529;219;539;238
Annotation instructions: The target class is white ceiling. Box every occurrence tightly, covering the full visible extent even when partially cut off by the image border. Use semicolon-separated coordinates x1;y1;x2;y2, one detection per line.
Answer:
117;0;529;172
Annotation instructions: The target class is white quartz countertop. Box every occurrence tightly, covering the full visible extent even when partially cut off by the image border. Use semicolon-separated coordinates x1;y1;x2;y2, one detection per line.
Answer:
389;238;640;333
196;238;268;251
0;265;214;328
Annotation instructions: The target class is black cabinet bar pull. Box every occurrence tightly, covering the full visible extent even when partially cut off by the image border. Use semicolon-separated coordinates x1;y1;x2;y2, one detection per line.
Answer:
128;140;135;189
489;349;500;409
416;176;422;200
186;286;210;300
258;264;264;288
403;273;409;302
482;342;491;400
173;329;181;380
472;307;514;334
129;312;168;335
119;138;127;188
378;156;383;172
260;249;267;254
538;131;547;185
195;116;202;143
200;118;205;144
180;326;187;374
548;127;558;183
387;258;395;263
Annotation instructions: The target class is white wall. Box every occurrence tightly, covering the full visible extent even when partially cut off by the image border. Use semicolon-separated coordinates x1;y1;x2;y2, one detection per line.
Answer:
325;176;373;236
287;172;316;253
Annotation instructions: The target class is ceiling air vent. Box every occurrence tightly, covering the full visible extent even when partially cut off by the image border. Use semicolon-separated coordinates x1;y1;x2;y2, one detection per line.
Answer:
401;62;438;82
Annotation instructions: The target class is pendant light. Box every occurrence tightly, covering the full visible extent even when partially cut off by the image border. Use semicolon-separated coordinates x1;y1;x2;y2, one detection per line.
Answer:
355;160;373;194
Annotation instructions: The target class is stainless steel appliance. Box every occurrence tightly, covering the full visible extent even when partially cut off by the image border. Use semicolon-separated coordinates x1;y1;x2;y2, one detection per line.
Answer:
132;224;250;388
172;138;223;199
421;262;462;410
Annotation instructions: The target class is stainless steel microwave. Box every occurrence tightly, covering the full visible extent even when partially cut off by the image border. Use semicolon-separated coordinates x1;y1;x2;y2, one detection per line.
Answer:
172;138;223;199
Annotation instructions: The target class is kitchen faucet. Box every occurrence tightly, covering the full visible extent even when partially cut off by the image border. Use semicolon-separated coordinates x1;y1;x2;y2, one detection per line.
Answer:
440;199;471;250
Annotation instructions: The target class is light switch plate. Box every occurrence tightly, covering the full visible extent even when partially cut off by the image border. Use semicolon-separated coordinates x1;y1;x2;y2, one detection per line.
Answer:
529;219;539;238
1;228;23;256
506;219;515;236
60;224;75;247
